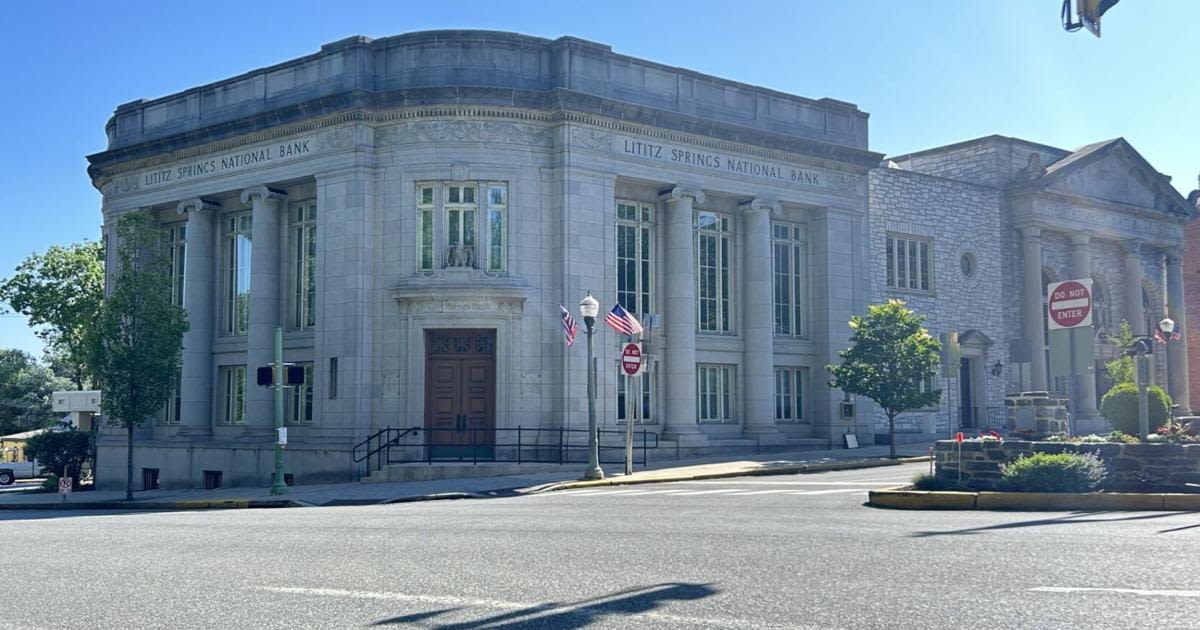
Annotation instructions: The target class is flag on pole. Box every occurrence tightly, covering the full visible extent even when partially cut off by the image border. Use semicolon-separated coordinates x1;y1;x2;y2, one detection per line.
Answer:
605;303;643;336
559;305;577;346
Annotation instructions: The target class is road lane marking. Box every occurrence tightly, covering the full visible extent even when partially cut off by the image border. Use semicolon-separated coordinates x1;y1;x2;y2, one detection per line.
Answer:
1031;587;1200;598
787;489;871;496
668;488;749;496
256;585;825;629
676;480;906;486
728;489;798;496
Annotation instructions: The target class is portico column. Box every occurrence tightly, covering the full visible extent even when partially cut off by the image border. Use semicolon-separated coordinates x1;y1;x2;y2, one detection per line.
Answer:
1124;242;1146;337
176;198;219;437
1069;234;1098;418
1020;226;1048;391
241;186;286;434
1166;251;1191;412
740;198;781;440
661;185;706;444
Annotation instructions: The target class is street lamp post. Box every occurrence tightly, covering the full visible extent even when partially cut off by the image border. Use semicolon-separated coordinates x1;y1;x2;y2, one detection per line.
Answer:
1130;316;1176;441
579;292;604;480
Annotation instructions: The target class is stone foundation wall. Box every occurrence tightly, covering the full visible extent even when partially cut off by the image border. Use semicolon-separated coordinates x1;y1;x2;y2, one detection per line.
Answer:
934;440;1200;491
1004;392;1069;435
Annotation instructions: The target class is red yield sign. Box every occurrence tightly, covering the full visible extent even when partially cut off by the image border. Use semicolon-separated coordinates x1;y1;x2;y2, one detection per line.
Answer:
1047;278;1093;330
621;342;642;376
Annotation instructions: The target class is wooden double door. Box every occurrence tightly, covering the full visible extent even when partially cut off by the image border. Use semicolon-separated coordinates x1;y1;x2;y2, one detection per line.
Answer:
424;330;496;460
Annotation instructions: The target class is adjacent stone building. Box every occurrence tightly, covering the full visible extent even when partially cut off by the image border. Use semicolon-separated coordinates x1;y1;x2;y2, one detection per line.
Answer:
84;31;1197;489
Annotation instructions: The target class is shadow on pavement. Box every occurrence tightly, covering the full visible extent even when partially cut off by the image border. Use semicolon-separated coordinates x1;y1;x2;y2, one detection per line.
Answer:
909;511;1189;537
371;582;717;629
0;508;192;521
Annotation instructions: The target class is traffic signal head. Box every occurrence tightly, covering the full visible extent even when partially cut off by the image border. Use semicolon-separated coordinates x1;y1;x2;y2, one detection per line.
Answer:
256;366;274;387
285;365;305;386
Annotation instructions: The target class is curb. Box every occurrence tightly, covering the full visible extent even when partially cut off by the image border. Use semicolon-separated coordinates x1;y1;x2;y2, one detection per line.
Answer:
540;456;930;492
868;487;1200;511
0;498;303;511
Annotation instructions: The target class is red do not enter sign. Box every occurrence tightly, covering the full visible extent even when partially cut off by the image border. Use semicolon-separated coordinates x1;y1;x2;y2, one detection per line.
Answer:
1047;279;1093;330
621;343;642;376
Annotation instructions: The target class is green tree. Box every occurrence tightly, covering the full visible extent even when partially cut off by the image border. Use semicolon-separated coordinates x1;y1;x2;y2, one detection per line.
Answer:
0;348;70;436
0;241;104;390
827;300;942;458
23;429;92;488
1104;320;1136;386
89;210;187;500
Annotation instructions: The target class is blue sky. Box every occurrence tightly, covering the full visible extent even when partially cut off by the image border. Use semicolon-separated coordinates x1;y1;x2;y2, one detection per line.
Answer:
1;0;1196;357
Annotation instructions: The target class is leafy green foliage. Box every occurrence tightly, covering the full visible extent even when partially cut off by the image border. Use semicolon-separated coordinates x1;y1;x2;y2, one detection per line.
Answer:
912;473;968;491
0;349;70;436
827;300;942;457
88;210;188;500
23;429;91;486
1099;382;1171;435
0;241;103;390
1103;320;1137;387
999;452;1107;492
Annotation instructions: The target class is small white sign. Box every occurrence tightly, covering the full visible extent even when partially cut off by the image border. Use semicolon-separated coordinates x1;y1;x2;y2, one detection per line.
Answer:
58;477;72;495
277;427;288;446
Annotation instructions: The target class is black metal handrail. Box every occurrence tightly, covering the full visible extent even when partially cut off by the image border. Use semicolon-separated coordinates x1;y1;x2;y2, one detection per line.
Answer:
353;425;659;473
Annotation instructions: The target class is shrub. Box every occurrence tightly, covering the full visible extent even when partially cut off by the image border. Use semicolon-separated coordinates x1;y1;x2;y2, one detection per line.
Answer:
23;429;92;487
999;452;1107;493
912;473;968;491
1099;383;1171;436
1105;431;1140;444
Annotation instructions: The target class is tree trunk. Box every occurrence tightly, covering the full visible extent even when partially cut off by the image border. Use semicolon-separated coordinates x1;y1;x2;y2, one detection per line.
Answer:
125;421;133;501
887;410;897;459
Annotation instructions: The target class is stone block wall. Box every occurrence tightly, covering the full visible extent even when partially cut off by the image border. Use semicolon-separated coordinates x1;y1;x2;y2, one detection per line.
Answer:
934;440;1200;491
1004;392;1070;435
1186;218;1200;411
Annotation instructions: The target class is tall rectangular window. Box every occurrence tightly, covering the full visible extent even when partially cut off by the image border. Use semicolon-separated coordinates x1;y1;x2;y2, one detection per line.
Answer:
328;357;338;399
697;364;735;423
486;184;507;272
219;365;246;425
445;183;477;268
160;369;182;425
417;184;435;271
224;213;252;335
290;201;317;330
164;224;186;307
774;367;807;423
885;234;932;292
696;212;733;333
287;362;314;425
616;201;653;315
772;223;808;337
617;372;653;423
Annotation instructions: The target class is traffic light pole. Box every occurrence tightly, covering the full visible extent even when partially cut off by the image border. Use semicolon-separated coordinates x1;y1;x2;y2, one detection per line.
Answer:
270;326;288;496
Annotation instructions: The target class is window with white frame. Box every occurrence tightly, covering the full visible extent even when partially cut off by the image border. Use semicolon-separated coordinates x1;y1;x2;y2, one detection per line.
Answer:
696;212;733;333
290;201;317;330
224;213;252;335
219;365;246;425
772;223;808;337
885;234;932;292
774;367;807;422
160;369;182;425
616;201;653;315
416;182;508;272
617;371;654;424
697;364;735;423
287;362;314;425
164;223;186;307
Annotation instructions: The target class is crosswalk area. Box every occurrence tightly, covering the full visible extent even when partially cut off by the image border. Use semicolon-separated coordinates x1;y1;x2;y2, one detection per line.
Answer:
533;476;909;500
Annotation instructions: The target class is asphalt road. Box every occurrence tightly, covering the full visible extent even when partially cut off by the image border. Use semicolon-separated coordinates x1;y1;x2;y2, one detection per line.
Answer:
3;462;1199;629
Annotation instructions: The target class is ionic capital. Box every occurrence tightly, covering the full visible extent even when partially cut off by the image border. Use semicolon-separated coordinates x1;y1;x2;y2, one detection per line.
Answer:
740;198;782;216
175;197;220;217
1018;225;1042;240
1166;249;1184;267
239;185;287;205
1068;233;1091;247
660;185;705;206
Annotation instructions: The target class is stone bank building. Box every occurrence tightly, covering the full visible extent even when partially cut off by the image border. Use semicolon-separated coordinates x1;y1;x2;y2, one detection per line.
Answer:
85;31;1197;489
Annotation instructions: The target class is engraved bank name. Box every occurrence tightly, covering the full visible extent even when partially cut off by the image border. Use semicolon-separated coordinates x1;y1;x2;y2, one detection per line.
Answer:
619;138;822;185
140;139;313;188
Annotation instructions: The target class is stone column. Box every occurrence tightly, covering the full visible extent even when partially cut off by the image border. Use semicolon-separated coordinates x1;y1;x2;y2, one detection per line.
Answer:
1166;251;1191;412
1069;234;1099;418
740;198;781;441
661;185;706;445
241;186;286;434
1124;242;1146;337
176;198;219;437
1020;226;1048;391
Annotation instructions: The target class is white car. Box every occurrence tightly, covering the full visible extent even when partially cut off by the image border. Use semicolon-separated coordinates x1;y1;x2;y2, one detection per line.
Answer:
0;461;42;485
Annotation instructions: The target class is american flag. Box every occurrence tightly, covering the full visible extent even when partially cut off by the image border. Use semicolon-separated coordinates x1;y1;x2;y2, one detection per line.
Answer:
605;303;643;336
559;305;577;346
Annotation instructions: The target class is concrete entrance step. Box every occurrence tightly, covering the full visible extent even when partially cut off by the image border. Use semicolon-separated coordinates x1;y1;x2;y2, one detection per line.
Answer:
363;462;570;484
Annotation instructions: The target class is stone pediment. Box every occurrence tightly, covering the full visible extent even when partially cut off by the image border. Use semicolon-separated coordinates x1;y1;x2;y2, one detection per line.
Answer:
1031;138;1196;220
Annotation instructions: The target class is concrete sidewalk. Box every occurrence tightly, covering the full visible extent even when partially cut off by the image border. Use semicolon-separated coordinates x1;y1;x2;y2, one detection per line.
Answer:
0;442;932;510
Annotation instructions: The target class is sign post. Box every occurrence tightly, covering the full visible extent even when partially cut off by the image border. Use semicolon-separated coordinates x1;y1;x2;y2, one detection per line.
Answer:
58;476;72;502
621;342;643;476
1047;279;1095;433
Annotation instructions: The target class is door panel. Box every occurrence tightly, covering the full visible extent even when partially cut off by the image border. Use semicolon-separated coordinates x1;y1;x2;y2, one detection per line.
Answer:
424;330;496;460
427;359;462;450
